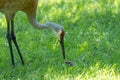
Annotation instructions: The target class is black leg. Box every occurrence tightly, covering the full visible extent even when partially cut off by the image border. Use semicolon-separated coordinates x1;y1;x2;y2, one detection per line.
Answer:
11;20;24;65
6;21;15;66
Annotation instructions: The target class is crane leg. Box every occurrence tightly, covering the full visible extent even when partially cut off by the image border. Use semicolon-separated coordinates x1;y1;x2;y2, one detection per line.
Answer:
6;21;15;66
11;20;24;65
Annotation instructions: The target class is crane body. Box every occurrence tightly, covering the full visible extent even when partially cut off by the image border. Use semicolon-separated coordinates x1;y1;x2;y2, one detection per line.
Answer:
0;0;65;66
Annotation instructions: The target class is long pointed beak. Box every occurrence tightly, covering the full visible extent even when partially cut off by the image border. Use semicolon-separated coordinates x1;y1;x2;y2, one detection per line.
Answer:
60;36;65;59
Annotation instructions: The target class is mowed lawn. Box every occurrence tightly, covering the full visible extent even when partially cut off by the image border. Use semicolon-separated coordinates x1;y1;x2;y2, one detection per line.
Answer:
0;0;120;80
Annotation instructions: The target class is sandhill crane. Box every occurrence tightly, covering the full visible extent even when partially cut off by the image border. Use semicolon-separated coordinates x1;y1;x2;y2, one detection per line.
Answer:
0;0;65;66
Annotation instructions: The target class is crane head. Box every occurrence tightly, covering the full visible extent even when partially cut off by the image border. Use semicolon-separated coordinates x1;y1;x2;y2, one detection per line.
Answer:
46;22;66;59
55;29;65;59
59;29;65;59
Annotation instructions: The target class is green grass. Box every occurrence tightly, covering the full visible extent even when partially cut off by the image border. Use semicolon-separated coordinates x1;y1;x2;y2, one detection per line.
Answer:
0;0;120;80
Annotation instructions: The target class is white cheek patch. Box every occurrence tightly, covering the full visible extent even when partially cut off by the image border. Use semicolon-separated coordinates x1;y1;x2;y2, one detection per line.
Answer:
54;30;62;41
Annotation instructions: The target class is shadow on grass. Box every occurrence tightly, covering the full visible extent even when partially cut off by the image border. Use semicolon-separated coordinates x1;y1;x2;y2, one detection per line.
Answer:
0;0;120;79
